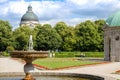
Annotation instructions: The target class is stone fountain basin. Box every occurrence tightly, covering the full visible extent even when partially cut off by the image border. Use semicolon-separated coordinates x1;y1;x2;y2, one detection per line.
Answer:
0;72;104;80
10;51;48;58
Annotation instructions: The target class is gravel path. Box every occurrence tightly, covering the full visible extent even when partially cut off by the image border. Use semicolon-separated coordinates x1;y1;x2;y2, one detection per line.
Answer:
0;57;39;72
57;62;120;80
0;57;120;80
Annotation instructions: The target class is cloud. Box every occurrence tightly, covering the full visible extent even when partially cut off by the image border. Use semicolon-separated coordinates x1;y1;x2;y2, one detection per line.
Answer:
67;0;120;18
0;0;120;29
30;1;71;21
40;17;98;27
0;0;71;28
68;0;89;6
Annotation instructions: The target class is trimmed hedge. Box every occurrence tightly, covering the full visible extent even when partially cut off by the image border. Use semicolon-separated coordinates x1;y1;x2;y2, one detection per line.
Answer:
55;52;104;58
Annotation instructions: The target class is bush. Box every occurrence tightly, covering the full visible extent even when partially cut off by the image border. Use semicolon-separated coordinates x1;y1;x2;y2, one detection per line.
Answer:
2;51;9;57
55;52;75;58
55;52;104;58
6;46;14;52
82;52;104;57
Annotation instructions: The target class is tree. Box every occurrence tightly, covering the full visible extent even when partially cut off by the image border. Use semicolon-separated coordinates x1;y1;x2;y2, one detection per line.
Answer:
54;22;76;51
35;24;62;51
94;20;105;51
0;20;13;51
75;20;101;51
13;26;33;50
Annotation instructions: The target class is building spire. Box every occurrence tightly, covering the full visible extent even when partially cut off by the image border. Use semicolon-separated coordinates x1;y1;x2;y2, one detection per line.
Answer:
28;4;32;12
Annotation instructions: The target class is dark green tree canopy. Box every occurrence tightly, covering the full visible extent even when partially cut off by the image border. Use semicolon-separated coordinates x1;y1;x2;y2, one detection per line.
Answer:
0;19;105;52
0;20;13;51
75;20;103;51
13;26;33;50
54;22;76;51
35;24;62;51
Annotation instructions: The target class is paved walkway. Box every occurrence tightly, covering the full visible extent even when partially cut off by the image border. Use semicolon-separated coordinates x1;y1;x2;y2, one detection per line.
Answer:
0;58;120;80
0;57;39;72
57;62;120;80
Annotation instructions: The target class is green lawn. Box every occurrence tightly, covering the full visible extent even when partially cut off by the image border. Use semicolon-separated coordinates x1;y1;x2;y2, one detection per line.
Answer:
33;58;101;69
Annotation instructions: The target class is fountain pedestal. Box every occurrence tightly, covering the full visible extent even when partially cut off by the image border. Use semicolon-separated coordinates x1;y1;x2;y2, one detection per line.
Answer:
23;58;35;80
23;73;34;80
10;51;48;80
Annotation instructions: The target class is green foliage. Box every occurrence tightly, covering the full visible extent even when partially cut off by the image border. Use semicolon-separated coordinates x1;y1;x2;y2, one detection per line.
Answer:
75;20;104;51
55;52;75;57
2;51;9;57
13;26;33;50
54;22;76;51
0;19;105;52
35;24;62;50
6;46;14;52
55;52;104;58
94;20;105;51
0;20;13;51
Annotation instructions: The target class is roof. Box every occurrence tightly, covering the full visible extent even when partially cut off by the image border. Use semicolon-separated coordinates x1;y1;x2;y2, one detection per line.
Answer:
21;5;39;22
106;11;120;27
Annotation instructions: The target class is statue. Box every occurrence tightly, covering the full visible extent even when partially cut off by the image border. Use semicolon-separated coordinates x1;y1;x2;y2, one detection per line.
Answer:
28;35;33;51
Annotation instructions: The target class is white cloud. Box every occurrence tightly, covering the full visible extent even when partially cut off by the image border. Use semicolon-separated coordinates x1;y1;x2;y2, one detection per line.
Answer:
2;0;69;19
68;0;120;10
68;0;89;6
31;1;70;20
0;5;8;16
9;1;27;15
40;17;99;27
1;0;120;29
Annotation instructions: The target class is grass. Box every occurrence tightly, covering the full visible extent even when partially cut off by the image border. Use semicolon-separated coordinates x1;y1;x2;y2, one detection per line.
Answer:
33;58;101;69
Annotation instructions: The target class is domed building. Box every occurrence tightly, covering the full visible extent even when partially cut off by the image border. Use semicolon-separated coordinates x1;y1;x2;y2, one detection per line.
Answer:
20;5;39;27
104;11;120;62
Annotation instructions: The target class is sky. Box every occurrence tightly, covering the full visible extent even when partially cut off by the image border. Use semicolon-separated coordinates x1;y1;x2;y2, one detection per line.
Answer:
0;0;120;29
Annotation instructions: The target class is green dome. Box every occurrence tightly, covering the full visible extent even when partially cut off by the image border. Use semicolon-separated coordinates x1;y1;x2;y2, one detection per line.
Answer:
106;11;120;27
21;5;39;22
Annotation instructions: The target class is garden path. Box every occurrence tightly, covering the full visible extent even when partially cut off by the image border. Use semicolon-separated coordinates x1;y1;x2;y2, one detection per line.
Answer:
0;57;39;72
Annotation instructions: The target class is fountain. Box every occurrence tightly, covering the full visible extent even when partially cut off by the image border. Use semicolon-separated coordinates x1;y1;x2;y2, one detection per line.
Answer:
10;35;48;80
8;35;104;80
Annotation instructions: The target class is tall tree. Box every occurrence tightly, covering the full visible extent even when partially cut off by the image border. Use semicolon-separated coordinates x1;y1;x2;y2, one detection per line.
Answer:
54;22;76;51
94;20;105;51
13;26;33;50
75;20;101;51
0;20;13;51
35;24;62;51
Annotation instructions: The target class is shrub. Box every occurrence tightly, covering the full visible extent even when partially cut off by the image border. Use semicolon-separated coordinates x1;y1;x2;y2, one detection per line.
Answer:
2;51;9;57
6;46;14;52
55;52;75;58
55;52;104;58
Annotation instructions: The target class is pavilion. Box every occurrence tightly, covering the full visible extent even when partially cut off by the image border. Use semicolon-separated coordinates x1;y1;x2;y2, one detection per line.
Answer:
104;11;120;62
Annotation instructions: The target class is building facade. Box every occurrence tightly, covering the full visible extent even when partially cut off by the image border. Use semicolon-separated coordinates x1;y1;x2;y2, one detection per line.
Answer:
20;5;39;27
104;11;120;62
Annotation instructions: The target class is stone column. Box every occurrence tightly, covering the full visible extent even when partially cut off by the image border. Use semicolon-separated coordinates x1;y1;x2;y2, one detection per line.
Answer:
104;36;110;61
110;36;115;62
